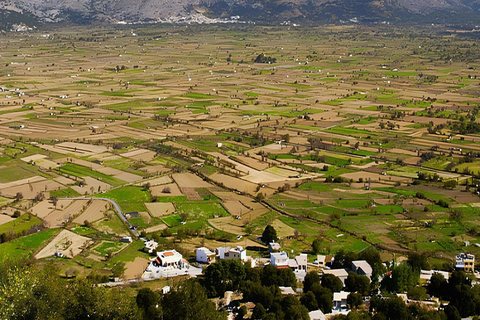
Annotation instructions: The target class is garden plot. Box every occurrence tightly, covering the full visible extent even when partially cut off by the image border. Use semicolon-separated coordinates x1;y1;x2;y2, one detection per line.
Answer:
150;183;183;197
144;224;168;234
112;171;142;183
0;214;14;226
0;206;24;217
209;172;258;194
44;209;78;228
53;176;76;185
55;142;107;156
243;166;315;184
0;180;63;199
172;172;211;188
73;200;109;224
137;175;172;187
70;176;112;195
180;187;202;200
121;149;157;162
0;175;45;190
145;202;176;217
208;216;244;235
29;200;56;219
222;201;251;216
35;229;92;259
125;257;150;280
21;154;48;163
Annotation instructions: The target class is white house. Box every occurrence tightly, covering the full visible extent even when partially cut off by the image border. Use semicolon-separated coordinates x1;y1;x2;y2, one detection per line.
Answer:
270;251;289;268
308;310;326;320
154;250;184;268
333;291;349;311
420;269;449;282
162;286;170;294
352;260;372;279
196;247;216;263
323;269;349;286
316;255;326;267
295;253;308;272
224;246;247;261
216;247;229;259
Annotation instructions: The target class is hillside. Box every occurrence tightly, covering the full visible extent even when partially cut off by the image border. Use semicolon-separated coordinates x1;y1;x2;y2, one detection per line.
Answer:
0;0;479;28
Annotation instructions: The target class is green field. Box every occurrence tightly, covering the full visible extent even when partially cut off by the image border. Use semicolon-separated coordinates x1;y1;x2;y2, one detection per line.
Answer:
59;163;126;187
96;186;151;212
0;229;59;260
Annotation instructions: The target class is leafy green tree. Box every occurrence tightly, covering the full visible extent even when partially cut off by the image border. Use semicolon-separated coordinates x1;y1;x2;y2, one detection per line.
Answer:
312;238;323;254
381;264;418;293
428;272;447;299
303;271;320;293
347;292;363;309
162;280;226;320
407;252;429;273
136;288;161;319
407;286;427;301
252;303;267;320
321;273;343;293
261;225;278;244
282;295;310;320
345;272;370;296
203;259;247;297
444;305;461;320
300;291;318;311
311;284;333;314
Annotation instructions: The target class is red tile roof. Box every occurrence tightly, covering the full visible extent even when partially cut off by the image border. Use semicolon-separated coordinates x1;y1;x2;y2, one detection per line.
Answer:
163;251;174;257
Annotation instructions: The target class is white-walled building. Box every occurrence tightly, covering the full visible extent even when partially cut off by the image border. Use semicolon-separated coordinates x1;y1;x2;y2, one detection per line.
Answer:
270;251;289;268
352;260;372;278
196;247;216;263
333;291;349;311
154;250;184;268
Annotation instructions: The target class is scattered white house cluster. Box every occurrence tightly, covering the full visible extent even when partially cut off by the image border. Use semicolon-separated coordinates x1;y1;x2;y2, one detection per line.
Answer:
270;251;308;273
143;249;201;280
196;246;256;266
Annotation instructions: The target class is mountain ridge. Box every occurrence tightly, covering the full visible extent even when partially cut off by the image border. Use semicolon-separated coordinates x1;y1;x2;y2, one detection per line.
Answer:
1;0;479;28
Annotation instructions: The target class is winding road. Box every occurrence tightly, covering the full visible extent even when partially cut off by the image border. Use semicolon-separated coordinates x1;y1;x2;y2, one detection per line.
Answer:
61;196;139;237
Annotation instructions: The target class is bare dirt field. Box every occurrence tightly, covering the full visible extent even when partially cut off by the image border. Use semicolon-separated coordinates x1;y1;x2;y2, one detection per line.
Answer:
173;172;211;188
144;224;168;233
210;172;258;194
150;183;183;197
30;200;55;219
0;214;14;226
180;187;202;200
113;172;142;183
1;180;64;199
73;200;108;224
0;175;46;190
221;201;251;216
208;216;244;235
125;257;150;280
71;176;112;195
145;202;176;217
137;176;172;187
35;229;93;259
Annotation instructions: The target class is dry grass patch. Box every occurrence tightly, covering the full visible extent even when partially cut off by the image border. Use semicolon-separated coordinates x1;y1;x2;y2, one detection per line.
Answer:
35;229;92;259
145;202;176;217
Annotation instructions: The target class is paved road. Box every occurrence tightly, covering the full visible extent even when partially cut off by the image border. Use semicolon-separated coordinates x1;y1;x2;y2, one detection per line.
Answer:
61;196;139;237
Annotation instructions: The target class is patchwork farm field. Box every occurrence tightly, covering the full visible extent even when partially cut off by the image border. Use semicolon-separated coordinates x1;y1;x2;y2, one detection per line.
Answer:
1;23;480;279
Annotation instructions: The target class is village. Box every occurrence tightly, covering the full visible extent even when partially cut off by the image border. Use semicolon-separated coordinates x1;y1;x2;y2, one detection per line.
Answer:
1;23;480;319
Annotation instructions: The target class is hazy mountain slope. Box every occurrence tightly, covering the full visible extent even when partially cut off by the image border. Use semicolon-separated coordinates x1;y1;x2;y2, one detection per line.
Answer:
1;0;479;26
